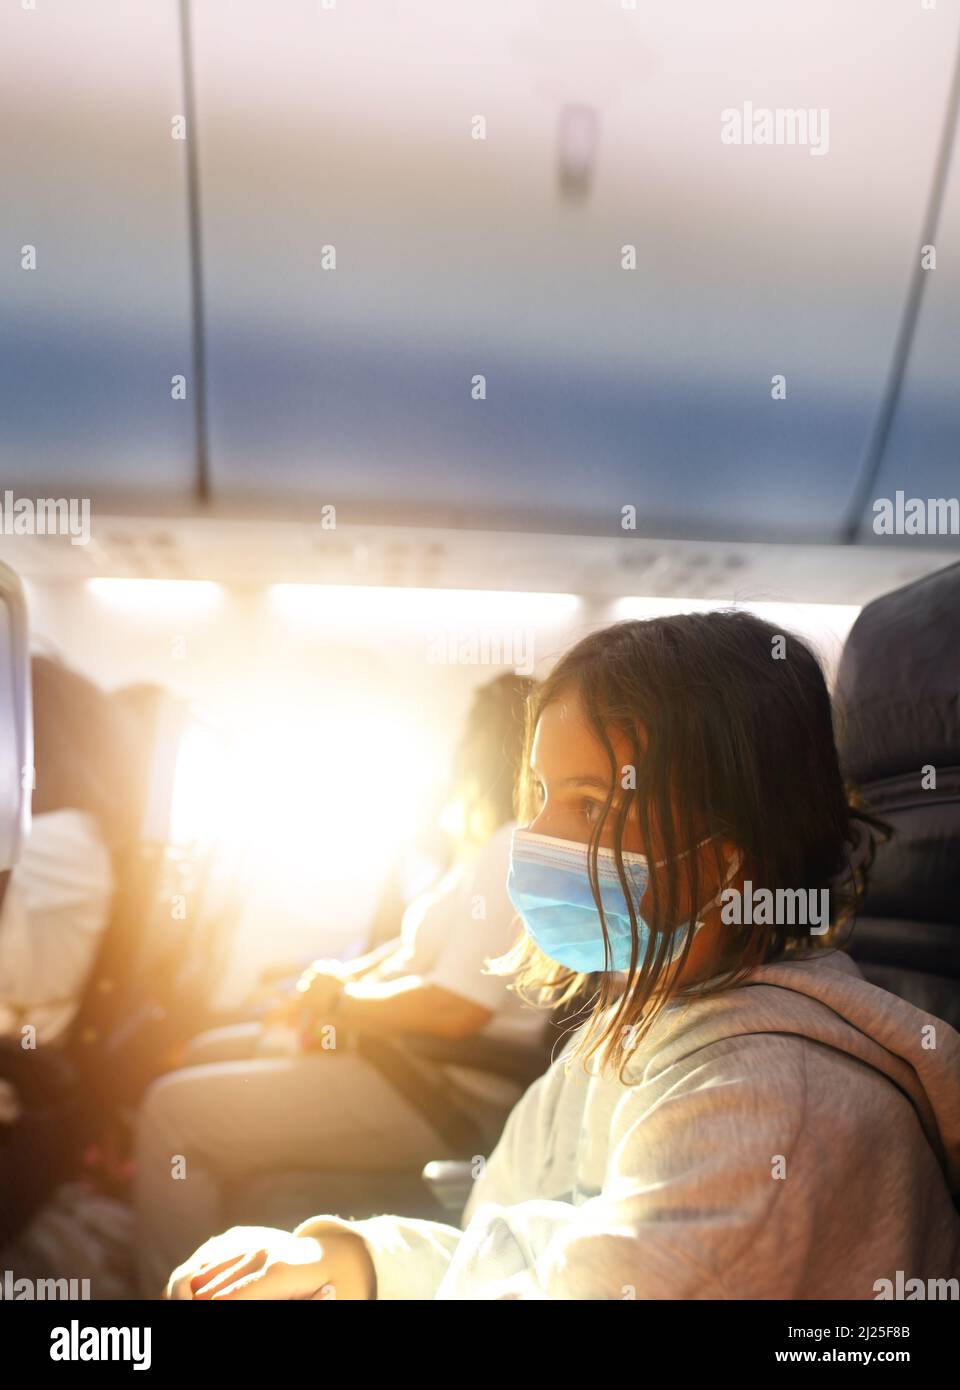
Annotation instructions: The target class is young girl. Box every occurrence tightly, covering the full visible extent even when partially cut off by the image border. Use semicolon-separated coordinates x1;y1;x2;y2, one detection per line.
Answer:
164;612;960;1300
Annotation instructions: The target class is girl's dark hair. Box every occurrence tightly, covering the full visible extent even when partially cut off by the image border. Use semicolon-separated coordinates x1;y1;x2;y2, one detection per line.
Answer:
452;673;537;833
497;612;887;1072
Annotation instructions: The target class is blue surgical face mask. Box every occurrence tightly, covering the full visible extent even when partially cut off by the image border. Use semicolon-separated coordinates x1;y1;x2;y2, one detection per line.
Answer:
507;828;738;974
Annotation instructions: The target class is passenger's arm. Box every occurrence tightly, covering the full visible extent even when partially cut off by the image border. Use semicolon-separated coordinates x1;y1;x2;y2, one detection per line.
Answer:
265;939;405;1026
338;975;493;1039
164;1223;378;1301
338;937;405;981
165;1062;552;1301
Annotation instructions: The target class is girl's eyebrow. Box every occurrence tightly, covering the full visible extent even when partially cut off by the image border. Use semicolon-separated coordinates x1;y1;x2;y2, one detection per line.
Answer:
562;776;610;791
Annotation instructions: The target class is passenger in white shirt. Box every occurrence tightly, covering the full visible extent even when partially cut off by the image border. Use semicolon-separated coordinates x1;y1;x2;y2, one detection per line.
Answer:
0;809;114;1049
0;657;126;1249
0;657;125;1050
135;674;543;1297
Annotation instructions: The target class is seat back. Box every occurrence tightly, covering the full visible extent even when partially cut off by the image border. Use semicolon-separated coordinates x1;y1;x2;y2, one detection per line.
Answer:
68;694;241;1101
835;561;960;1026
65;689;172;1067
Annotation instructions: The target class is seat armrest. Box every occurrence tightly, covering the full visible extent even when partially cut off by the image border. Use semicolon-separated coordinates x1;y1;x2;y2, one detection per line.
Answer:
402;1030;550;1087
421;1159;476;1214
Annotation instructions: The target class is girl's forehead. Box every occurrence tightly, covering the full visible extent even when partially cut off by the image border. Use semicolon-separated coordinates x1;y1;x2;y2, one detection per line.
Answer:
533;695;590;743
533;697;642;766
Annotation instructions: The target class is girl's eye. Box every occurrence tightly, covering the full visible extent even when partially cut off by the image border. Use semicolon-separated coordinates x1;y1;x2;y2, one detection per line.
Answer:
583;798;603;824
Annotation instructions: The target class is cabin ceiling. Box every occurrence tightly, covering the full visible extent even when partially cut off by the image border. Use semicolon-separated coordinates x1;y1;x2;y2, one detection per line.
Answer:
1;0;958;556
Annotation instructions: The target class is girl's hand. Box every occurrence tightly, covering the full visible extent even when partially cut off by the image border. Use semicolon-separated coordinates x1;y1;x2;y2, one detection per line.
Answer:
164;1224;375;1301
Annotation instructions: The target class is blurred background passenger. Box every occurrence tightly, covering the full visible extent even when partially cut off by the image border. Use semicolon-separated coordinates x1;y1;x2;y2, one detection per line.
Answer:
0;656;133;1047
0;656;138;1244
135;673;541;1297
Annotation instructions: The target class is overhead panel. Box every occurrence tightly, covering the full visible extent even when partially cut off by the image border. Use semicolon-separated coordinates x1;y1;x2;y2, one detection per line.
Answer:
0;0;195;498
192;0;959;540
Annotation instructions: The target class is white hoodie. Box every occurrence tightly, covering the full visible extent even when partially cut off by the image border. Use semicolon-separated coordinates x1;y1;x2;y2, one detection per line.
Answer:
327;950;960;1299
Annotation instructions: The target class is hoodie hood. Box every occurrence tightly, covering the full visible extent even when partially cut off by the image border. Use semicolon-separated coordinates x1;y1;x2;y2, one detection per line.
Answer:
646;949;960;1192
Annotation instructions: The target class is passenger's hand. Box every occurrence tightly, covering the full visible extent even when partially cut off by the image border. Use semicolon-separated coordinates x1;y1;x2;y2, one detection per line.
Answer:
264;961;344;1029
164;1224;375;1300
294;974;345;1045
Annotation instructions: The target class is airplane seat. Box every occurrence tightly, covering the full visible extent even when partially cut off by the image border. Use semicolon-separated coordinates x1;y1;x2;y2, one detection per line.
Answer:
67;697;240;1110
835;560;960;1029
64;691;173;1100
